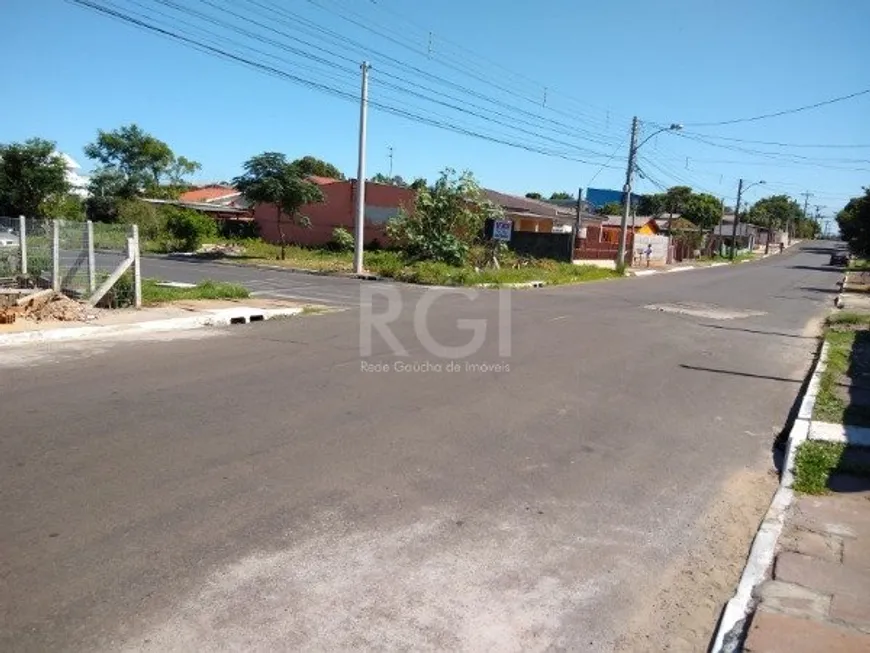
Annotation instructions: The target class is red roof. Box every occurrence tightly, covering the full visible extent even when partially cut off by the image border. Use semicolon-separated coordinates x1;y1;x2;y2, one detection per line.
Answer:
179;185;239;203
306;175;341;186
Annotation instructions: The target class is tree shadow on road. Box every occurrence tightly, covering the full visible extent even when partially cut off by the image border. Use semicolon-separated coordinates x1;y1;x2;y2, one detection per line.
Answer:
679;364;803;384
797;286;842;295
788;264;844;272
698;324;815;340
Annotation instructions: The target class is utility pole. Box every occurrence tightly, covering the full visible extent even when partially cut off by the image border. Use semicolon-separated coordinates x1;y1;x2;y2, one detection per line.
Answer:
797;191;813;246
388;146;394;178
353;61;370;276
617;116;639;269
715;196;725;257
730;178;745;261
575;186;582;233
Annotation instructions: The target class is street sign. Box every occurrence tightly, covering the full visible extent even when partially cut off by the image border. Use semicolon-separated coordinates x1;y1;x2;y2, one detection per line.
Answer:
492;220;513;241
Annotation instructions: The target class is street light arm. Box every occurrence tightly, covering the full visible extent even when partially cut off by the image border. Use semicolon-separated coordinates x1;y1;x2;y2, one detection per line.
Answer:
634;124;683;153
744;181;766;194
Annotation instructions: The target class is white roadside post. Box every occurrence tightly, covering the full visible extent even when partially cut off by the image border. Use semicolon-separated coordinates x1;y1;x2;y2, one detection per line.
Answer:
353;61;370;276
18;215;27;276
86;220;96;294
51;220;60;292
131;224;142;308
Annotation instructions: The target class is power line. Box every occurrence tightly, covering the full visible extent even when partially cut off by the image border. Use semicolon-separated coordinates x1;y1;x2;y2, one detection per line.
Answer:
680;131;870;149
68;0;621;167
351;0;629;130
671;132;870;172
587;138;628;188
94;0;617;156
160;0;625;150
302;0;623;140
684;87;870;127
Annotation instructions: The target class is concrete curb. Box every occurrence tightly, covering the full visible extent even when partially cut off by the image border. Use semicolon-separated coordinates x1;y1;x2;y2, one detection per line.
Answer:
710;339;829;653
0;306;303;348
476;281;547;289
161;253;380;280
626;254;777;277
809;421;870;446
835;272;848;308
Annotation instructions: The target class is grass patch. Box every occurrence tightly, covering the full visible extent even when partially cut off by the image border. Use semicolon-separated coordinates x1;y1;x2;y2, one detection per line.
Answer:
372;257;618;286
213;239;355;272
814;329;855;424
848;258;870;270
793;441;870;494
794;441;847;494
141;279;249;306
215;240;619;287
826;312;870;327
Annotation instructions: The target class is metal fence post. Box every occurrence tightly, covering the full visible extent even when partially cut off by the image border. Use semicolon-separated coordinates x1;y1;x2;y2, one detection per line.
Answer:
86;220;96;293
18;215;27;276
51;220;60;291
130;224;142;308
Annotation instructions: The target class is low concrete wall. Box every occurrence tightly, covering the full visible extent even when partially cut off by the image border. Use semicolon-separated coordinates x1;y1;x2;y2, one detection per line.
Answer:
573;259;616;269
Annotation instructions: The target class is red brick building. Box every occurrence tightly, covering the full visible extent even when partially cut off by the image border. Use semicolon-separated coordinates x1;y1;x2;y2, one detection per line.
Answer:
253;178;416;247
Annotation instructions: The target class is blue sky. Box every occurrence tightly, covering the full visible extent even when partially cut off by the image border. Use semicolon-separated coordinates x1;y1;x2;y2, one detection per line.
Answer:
2;0;868;225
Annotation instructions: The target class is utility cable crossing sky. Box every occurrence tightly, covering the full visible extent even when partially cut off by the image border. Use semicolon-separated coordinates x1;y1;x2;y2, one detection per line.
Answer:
68;0;868;210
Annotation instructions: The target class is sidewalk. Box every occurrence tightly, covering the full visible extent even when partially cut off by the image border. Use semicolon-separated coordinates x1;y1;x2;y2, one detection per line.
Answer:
741;288;870;652
627;242;802;277
0;297;308;347
744;476;870;651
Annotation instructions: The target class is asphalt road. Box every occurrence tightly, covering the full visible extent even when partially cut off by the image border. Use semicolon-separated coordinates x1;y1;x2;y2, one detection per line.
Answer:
0;243;845;651
139;255;374;306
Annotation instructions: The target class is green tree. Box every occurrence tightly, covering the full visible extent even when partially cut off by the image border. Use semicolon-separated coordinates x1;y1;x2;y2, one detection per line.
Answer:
41;193;86;221
793;216;820;239
290;155;345;180
163;205;217;252
387;169;501;266
549;191;574;200
598;201;623;216
117;199;166;242
0;138;70;216
233;152;325;259
85;124;173;196
167;156;201;186
749;195;803;233
525;192;543;200
410;178;428;191
370;173;408;187
681;193;722;229
84;169;127;222
84;124;200;221
664;186;693;215
837;188;870;255
638;193;667;217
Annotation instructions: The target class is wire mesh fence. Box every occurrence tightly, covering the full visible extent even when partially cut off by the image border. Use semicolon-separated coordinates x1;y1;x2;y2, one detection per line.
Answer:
0;216;140;307
0;216;22;279
92;222;137;307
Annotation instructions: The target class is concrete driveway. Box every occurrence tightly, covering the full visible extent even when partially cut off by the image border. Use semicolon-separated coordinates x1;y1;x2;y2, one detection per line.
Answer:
0;243;844;651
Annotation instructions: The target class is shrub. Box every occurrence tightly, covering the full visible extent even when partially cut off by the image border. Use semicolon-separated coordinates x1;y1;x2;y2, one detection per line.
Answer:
330;226;355;252
218;219;259;240
163;206;217;252
0;250;16;277
117;199;166;242
387;169;501;266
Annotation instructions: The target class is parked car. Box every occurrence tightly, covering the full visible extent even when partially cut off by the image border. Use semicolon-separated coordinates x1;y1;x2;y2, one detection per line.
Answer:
829;252;849;266
0;230;19;248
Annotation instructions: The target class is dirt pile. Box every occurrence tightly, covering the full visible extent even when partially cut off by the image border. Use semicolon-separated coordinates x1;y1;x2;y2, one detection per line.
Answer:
0;291;92;324
29;294;90;322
